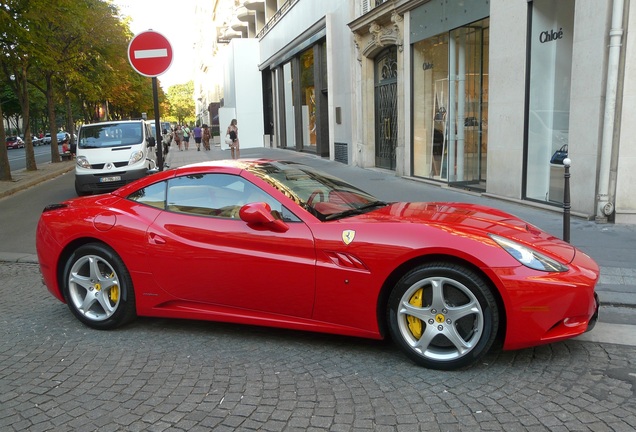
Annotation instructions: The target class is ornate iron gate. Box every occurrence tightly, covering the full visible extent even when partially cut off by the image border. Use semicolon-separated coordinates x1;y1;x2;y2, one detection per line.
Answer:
374;47;398;170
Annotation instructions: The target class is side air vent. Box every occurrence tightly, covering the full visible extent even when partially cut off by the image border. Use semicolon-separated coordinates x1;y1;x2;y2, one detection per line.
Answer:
323;251;369;271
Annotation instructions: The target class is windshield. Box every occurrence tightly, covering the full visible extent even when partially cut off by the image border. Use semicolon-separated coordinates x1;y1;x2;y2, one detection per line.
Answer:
246;161;386;221
78;123;143;148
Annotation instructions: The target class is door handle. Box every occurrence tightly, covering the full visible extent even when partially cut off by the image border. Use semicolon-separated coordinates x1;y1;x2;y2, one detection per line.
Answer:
148;232;166;245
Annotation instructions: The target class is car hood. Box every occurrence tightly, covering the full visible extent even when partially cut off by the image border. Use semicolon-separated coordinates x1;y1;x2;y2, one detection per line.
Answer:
358;202;576;262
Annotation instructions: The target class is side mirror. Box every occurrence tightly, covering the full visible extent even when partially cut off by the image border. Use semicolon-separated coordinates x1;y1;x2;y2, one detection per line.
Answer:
239;202;288;232
147;136;156;147
146;158;158;175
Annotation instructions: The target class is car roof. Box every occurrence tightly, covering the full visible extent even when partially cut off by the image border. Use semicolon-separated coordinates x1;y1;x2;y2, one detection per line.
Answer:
80;120;145;128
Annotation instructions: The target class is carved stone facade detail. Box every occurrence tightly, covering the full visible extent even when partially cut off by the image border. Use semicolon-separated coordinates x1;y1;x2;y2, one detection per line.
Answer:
361;18;403;58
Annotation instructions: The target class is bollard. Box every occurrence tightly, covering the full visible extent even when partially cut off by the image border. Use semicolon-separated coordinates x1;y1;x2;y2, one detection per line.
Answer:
563;158;571;243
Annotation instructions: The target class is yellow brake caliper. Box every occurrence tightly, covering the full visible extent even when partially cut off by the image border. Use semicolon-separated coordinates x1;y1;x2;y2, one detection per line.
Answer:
110;285;120;303
107;272;119;303
407;288;423;339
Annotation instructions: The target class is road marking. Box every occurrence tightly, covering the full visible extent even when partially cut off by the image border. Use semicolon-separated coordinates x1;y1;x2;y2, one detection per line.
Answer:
134;48;168;59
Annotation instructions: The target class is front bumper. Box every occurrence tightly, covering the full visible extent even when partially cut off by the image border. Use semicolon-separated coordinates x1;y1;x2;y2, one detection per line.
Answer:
585;292;600;333
75;168;147;194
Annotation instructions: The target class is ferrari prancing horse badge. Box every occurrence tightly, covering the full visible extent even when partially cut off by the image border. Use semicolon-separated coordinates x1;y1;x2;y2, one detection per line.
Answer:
342;230;356;245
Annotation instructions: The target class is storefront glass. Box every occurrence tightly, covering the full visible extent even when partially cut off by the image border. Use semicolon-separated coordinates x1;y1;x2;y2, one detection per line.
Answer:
300;47;317;150
412;19;489;187
525;0;574;204
283;61;295;149
275;41;327;153
412;35;449;178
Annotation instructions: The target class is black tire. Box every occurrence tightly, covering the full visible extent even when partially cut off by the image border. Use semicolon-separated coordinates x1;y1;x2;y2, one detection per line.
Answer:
387;262;498;370
62;243;136;329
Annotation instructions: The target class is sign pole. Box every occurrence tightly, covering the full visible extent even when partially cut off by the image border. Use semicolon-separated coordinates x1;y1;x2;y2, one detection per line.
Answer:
152;77;164;171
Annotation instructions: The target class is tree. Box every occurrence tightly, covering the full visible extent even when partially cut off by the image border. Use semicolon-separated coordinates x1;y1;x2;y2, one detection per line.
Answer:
0;83;11;181
0;0;175;179
27;0;128;162
0;0;38;171
0;82;21;134
167;81;195;125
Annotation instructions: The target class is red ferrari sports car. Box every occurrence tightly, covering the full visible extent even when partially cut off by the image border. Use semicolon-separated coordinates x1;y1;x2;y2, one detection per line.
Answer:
36;159;599;370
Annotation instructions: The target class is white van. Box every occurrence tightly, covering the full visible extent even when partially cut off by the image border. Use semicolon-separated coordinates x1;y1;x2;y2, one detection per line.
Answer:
74;120;156;196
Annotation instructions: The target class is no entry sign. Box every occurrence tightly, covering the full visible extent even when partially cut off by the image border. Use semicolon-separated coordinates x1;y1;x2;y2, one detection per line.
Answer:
127;30;173;77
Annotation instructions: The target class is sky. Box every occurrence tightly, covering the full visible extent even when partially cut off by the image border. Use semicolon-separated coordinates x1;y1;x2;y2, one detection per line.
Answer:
112;0;198;90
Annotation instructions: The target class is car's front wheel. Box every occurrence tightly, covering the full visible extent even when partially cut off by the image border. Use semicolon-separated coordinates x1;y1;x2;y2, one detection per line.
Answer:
62;243;136;329
387;262;499;370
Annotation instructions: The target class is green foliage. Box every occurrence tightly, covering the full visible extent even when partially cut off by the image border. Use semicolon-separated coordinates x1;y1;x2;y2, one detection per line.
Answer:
167;81;195;125
0;0;173;131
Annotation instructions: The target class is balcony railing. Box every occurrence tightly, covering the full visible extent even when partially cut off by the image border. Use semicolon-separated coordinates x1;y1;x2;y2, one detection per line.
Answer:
255;0;299;39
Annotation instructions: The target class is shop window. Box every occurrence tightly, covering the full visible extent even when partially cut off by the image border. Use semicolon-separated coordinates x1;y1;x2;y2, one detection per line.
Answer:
525;0;574;204
412;19;489;187
283;61;295;149
300;47;316;150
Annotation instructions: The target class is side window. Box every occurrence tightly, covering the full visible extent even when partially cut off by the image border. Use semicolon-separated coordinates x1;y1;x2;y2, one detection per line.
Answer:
165;173;300;221
127;181;166;209
166;173;247;219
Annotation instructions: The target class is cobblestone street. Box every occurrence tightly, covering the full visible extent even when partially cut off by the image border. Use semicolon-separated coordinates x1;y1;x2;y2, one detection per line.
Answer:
1;262;635;431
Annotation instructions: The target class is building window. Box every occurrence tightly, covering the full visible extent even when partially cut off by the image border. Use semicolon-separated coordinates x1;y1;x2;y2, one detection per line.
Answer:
412;19;489;187
283;61;295;149
299;47;316;150
525;0;574;204
275;39;328;154
413;34;449;179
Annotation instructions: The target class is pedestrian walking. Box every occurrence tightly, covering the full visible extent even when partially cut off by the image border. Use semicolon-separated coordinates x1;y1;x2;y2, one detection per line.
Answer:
193;124;202;151
226;119;240;159
202;124;211;151
182;125;190;150
174;126;184;151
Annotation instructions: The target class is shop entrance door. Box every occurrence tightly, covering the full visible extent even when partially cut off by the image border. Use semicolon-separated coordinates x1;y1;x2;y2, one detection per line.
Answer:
374;47;398;170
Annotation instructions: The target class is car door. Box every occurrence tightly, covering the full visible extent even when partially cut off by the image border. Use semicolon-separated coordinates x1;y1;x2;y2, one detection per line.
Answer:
146;173;317;318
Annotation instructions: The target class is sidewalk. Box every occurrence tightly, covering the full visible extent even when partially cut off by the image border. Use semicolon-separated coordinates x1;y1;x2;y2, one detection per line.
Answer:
2;142;635;309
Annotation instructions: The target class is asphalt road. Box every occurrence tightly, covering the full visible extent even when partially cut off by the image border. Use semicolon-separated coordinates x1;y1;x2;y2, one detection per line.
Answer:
0;166;75;254
6;143;62;172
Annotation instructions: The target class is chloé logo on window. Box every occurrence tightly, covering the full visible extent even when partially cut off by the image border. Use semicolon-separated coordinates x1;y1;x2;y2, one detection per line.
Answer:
539;28;564;43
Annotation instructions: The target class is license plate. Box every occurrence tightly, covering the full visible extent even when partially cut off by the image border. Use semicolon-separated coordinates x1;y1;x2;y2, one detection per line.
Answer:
99;176;121;183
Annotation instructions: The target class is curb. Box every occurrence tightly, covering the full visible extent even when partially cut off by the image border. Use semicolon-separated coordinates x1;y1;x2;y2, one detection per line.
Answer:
1;161;75;200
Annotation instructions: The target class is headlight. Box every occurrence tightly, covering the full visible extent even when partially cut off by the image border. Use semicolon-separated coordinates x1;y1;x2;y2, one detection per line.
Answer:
489;234;568;272
75;156;90;169
129;150;144;165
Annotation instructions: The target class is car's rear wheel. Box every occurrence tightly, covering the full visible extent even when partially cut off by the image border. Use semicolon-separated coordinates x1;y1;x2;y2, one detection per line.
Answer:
387;262;498;370
62;243;136;329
